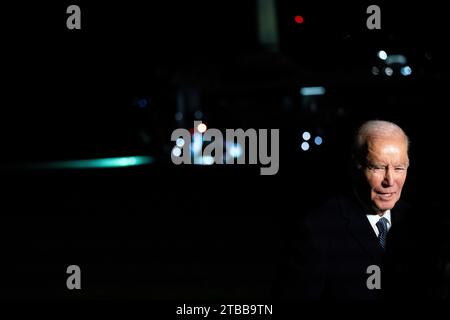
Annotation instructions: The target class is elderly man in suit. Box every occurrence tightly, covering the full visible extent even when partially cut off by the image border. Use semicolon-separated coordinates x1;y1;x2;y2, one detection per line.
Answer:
281;120;412;301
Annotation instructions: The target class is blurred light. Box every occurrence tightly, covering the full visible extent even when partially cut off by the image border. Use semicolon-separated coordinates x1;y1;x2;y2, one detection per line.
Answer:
384;67;393;76
401;66;412;76
176;138;185;147
137;98;148;108
371;66;380;75
175;112;183;121
227;143;243;158
302;131;311;141
194;110;204;119
386;54;407;65
294;15;304;24
172;147;182;157
197;123;207;133
300;86;326;96
191;133;203;153
377;50;387;60
18;156;155;170
314;136;323;145
115;158;136;166
301;142;310;151
202;156;215;165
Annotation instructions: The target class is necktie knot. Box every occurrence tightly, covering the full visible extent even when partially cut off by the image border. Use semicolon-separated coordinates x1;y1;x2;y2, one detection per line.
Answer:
376;217;389;250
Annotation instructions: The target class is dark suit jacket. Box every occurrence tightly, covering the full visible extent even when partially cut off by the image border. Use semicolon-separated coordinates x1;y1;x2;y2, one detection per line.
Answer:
279;193;410;301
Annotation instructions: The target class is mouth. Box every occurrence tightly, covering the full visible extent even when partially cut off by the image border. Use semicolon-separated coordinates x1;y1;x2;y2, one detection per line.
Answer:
376;192;396;200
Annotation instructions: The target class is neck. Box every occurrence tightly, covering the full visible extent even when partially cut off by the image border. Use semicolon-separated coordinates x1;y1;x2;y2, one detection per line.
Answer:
377;210;387;217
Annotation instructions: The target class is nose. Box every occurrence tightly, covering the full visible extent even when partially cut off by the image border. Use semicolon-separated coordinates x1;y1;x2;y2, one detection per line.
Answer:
382;167;394;187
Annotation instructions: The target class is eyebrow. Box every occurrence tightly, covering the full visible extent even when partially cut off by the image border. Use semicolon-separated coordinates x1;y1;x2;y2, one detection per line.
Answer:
367;162;408;168
367;163;386;168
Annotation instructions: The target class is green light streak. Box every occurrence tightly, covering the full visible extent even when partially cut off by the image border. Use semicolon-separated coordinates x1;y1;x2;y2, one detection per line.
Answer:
5;156;154;170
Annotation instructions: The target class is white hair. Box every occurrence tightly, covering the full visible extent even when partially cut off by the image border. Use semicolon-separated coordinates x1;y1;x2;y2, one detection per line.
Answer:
354;120;409;168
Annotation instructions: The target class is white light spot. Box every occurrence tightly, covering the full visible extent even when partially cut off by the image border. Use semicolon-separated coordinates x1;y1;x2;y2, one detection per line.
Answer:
176;138;185;147
302;131;311;141
301;142;310;151
172;147;182;157
197;123;207;133
378;50;388;60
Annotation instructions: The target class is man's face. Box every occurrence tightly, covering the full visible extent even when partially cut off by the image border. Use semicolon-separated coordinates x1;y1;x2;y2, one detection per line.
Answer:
362;135;409;214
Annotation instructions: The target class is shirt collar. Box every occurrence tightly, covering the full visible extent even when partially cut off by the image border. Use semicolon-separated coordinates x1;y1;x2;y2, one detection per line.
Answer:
367;210;392;234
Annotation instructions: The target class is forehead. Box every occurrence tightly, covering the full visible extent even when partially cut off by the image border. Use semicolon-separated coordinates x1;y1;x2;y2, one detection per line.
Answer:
366;136;409;160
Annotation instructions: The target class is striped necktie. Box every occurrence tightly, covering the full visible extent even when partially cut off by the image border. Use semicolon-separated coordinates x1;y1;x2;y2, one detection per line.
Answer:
376;217;389;250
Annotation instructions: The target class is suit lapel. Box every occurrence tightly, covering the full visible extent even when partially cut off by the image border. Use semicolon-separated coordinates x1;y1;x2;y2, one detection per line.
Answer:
339;196;385;261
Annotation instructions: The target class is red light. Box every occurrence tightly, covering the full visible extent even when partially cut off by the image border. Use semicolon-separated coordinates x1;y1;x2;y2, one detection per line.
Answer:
295;15;304;24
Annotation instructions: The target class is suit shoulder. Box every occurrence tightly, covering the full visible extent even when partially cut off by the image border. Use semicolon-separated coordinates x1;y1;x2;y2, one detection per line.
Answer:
394;199;412;212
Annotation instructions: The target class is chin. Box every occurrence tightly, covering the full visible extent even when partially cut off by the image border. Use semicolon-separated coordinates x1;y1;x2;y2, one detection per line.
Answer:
374;200;397;212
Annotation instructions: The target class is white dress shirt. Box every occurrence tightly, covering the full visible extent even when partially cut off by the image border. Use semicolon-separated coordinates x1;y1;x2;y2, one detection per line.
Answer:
366;210;392;237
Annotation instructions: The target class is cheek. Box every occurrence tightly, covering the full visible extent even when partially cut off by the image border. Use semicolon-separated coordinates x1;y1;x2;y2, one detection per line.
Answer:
365;173;382;188
395;172;408;186
396;177;407;189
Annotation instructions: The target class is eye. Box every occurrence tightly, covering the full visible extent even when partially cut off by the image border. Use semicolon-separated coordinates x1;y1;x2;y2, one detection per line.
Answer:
368;165;384;171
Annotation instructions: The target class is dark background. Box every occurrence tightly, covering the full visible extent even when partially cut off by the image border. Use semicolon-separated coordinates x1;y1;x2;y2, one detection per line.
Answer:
1;1;449;301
